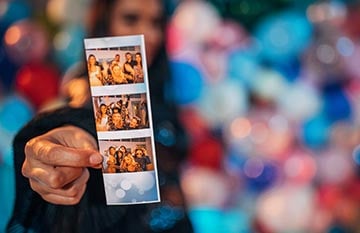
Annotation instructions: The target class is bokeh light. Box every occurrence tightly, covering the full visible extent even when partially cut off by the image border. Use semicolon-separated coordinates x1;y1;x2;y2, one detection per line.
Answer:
317;148;354;185
276;81;322;122
196;79;248;127
254;9;313;62
53;24;86;71
0;0;31;32
256;184;315;232
2;0;360;232
169;61;204;105
4;19;49;64
171;0;221;44
0;95;33;134
14;62;60;109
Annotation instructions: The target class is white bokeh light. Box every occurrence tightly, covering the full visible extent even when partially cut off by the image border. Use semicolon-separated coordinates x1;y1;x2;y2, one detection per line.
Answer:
115;188;126;199
121;179;132;191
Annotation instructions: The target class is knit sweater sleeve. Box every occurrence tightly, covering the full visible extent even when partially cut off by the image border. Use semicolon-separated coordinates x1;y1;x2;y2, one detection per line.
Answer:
6;106;194;233
6;107;109;232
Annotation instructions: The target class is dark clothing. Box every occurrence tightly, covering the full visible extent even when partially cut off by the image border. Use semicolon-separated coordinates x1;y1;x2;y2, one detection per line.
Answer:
6;107;193;233
135;156;152;171
123;60;136;83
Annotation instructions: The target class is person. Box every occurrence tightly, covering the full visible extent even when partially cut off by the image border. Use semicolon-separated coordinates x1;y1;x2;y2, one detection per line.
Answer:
134;52;144;83
105;146;118;173
7;0;193;232
120;95;131;125
111;63;127;84
119;145;127;155
115;148;125;173
128;116;140;129
111;105;120;114
119;152;141;172
100;60;112;85
87;54;103;86
134;147;152;171
112;54;121;67
123;52;135;83
95;103;109;131
107;111;125;130
139;99;148;127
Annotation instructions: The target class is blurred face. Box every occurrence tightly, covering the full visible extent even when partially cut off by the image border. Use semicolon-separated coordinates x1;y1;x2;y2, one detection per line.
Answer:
135;149;143;158
109;147;116;155
109;0;163;65
100;105;107;114
135;54;141;63
112;113;122;125
112;65;122;75
124;155;132;164
129;118;138;128
125;53;132;61
88;55;96;65
120;146;126;152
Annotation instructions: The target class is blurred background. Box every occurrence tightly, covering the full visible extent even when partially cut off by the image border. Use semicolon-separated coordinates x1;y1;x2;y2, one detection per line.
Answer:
1;0;360;232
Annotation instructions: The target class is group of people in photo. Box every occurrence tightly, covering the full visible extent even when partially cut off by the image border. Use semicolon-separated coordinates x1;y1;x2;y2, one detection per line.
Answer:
103;145;153;173
94;94;149;131
88;51;144;86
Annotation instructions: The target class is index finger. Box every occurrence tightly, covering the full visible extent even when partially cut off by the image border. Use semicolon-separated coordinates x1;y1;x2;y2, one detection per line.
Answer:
25;139;103;168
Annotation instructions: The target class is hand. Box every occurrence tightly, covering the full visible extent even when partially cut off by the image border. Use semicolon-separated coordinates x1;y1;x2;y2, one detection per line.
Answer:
21;125;103;205
62;78;91;108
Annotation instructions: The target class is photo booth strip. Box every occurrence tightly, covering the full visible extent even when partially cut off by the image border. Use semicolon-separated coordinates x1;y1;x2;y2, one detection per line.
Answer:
84;35;160;205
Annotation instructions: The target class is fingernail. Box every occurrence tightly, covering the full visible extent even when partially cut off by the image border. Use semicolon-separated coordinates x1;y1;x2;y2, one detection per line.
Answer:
90;154;103;164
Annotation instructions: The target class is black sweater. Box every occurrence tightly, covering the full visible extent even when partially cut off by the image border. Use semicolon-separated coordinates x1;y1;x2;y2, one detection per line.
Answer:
6;106;193;233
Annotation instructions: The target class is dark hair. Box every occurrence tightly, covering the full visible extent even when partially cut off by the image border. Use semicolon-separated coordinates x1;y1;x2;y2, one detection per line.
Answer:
112;107;120;113
85;0;188;160
87;0;167;37
87;54;97;63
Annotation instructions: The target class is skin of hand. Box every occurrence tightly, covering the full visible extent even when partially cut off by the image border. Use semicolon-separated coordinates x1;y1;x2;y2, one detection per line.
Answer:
62;78;91;108
21;125;103;205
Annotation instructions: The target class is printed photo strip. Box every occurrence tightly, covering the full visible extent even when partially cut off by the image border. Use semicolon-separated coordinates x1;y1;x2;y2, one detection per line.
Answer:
84;35;160;205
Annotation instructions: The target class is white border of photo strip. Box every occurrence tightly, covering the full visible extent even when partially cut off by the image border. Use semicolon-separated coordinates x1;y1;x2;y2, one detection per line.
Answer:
84;35;160;205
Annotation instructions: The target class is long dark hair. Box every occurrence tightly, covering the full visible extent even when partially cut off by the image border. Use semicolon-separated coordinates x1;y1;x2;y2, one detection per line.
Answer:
86;0;169;103
85;0;188;160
